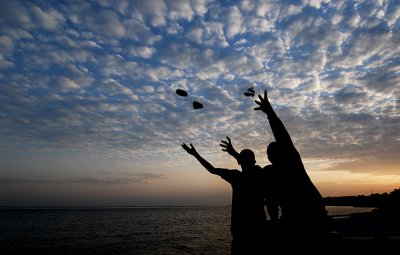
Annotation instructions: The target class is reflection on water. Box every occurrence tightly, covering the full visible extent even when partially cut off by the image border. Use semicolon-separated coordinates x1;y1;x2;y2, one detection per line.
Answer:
0;206;375;254
326;206;377;219
0;207;232;255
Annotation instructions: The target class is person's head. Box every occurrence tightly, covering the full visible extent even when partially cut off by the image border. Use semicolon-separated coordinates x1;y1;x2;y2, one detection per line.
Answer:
267;141;284;165
238;149;256;171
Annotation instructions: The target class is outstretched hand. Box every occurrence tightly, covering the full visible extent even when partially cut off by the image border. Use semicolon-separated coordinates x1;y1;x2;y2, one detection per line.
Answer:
181;143;197;156
254;89;269;114
220;136;235;155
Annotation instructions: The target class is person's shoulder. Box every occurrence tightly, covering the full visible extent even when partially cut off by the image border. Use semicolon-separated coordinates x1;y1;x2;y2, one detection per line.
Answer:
218;169;241;181
262;164;274;171
253;165;262;171
262;164;277;177
218;168;240;175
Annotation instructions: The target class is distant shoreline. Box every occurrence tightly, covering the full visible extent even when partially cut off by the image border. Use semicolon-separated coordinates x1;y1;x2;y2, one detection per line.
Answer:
2;188;398;210
324;188;400;208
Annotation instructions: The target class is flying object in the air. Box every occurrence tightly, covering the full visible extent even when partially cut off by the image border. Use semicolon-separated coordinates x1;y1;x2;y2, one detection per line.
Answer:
176;89;188;97
244;87;255;97
176;88;203;110
192;101;203;109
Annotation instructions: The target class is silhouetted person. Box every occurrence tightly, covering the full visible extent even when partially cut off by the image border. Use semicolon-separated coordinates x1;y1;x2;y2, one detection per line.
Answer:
220;137;280;222
181;143;266;254
254;90;329;241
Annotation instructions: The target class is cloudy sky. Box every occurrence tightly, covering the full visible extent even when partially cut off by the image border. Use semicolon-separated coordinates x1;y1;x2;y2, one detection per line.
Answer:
0;0;399;206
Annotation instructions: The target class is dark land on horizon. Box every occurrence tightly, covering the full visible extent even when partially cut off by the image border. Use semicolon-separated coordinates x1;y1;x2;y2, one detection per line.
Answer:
323;187;400;208
322;187;400;247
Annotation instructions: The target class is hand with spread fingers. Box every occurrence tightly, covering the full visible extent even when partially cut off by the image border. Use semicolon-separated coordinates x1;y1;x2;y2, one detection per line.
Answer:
220;136;233;154
220;136;240;162
181;143;198;156
254;89;271;114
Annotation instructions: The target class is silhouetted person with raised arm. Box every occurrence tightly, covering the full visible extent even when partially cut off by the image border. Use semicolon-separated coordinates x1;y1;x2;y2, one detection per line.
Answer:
181;143;266;254
220;137;280;222
254;90;329;241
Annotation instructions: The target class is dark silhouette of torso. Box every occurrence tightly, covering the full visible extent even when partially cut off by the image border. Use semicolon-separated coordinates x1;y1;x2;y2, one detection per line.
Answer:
254;90;329;240
220;165;266;236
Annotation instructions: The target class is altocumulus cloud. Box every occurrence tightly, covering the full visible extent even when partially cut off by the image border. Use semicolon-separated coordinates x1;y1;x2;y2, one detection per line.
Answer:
0;0;399;179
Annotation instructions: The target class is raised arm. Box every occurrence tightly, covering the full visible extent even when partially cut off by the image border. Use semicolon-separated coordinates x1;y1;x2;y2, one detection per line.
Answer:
254;90;295;149
181;143;220;175
220;136;240;163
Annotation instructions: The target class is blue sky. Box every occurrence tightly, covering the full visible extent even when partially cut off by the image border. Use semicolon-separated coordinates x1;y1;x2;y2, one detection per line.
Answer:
0;0;399;206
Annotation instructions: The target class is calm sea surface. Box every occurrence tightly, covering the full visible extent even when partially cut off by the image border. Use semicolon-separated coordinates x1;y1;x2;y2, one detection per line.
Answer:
0;206;375;255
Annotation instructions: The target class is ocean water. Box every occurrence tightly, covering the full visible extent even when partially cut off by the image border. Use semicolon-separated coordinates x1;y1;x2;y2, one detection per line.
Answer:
0;206;232;255
0;206;375;255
